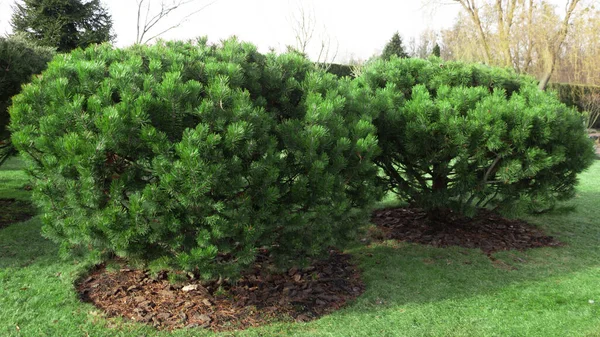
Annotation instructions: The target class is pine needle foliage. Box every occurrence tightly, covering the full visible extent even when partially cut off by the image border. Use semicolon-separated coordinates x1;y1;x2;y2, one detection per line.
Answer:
9;38;381;279
357;57;595;219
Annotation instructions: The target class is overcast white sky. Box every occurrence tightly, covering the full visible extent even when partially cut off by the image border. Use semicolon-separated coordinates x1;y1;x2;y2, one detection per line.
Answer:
0;0;569;63
0;0;463;62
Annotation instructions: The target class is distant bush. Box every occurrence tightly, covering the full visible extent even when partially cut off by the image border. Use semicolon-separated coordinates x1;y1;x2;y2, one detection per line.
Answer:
324;63;353;78
0;34;55;165
10;38;381;279
358;57;595;221
547;83;600;129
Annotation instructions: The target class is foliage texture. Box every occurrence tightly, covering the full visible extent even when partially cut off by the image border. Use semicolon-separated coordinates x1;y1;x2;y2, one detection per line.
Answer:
358;57;595;219
9;38;380;278
11;0;114;52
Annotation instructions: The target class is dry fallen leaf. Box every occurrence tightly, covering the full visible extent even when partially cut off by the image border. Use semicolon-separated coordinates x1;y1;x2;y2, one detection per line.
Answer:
181;284;198;292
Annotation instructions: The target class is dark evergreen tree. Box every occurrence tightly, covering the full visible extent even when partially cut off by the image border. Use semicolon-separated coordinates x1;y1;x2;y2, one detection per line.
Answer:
381;32;408;60
11;0;114;52
432;43;441;57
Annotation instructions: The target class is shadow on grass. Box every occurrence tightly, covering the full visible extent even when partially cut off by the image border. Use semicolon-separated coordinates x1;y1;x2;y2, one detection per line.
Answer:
2;203;599;307
344;228;600;314
0;218;59;269
0;193;599;336
339;188;600;312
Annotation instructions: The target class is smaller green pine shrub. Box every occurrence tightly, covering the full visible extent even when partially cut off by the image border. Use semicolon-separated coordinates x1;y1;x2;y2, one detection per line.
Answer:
358;57;595;220
10;38;381;279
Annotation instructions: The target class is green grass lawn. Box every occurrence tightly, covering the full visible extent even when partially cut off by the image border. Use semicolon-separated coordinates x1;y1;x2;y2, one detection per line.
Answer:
1;158;600;337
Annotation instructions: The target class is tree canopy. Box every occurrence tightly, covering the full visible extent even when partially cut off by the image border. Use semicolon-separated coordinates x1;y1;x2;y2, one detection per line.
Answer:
381;32;408;60
11;0;114;52
432;43;441;57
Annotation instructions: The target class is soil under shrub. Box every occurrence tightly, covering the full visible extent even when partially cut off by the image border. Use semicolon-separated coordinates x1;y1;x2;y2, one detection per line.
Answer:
77;250;364;331
371;207;562;254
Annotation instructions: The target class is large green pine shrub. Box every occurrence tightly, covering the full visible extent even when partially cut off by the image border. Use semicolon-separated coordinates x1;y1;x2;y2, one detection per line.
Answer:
358;57;595;220
10;38;381;279
0;34;55;165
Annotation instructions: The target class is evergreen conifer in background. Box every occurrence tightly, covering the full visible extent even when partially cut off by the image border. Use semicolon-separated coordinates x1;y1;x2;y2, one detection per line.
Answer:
11;0;114;52
381;32;408;60
432;43;441;57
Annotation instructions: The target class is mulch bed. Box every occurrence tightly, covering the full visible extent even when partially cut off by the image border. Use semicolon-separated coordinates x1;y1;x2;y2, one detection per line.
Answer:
0;198;35;229
371;207;562;254
77;250;364;331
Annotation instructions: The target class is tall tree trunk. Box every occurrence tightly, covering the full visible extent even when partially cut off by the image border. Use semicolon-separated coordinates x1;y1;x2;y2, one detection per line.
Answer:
538;0;580;90
456;0;493;64
495;0;518;68
521;0;535;73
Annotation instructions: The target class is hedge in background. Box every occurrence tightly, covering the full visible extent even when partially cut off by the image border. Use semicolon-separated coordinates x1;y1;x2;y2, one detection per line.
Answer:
324;63;353;78
358;57;595;221
10;38;381;279
547;82;600;129
0;34;55;165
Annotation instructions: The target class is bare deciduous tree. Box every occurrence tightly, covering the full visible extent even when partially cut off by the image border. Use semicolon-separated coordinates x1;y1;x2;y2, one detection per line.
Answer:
314;30;339;70
537;0;581;90
408;29;438;58
431;0;587;90
582;91;600;130
288;3;338;70
348;54;365;77
135;0;217;44
289;5;316;55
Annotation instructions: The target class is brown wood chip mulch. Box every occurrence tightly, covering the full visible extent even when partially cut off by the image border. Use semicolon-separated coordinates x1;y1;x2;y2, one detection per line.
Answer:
371;207;562;254
77;250;364;332
0;198;35;229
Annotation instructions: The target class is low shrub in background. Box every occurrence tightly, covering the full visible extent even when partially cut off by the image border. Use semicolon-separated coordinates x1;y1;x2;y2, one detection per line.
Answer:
0;34;55;165
358;57;595;221
547;83;600;130
10;38;381;279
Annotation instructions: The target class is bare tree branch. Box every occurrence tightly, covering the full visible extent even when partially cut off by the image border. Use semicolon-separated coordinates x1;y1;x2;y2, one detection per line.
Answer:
288;3;339;69
135;0;217;44
538;0;581;90
288;4;316;55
